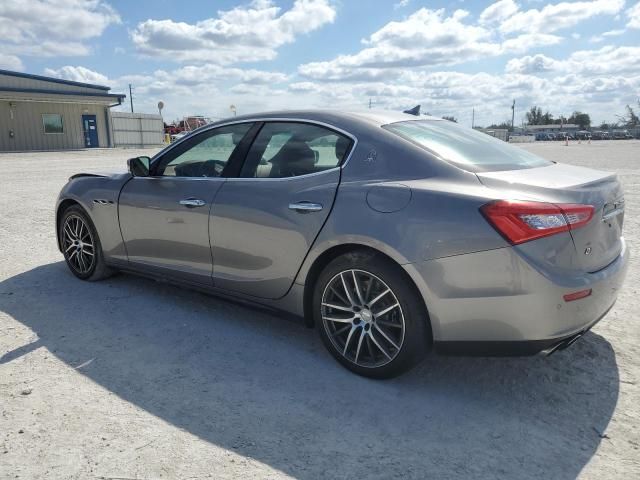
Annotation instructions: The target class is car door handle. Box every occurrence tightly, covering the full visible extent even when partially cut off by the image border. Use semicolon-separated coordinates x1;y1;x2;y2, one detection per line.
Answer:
179;198;206;208
289;202;323;212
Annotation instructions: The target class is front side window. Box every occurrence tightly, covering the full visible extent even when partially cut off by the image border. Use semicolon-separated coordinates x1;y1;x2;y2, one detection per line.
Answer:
240;122;352;178
384;120;552;172
155;123;252;177
42;114;63;134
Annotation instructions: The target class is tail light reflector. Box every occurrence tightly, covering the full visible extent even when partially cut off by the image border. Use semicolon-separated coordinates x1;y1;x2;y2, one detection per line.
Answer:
563;289;592;302
481;200;594;245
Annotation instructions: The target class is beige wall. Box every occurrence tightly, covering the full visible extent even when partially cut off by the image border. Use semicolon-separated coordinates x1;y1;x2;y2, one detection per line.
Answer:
111;112;164;147
0;100;110;152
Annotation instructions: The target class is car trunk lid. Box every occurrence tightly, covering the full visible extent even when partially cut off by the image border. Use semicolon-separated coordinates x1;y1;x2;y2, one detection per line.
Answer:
477;163;624;272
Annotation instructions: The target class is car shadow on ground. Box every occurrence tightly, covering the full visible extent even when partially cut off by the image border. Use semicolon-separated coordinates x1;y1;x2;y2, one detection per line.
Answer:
0;263;620;479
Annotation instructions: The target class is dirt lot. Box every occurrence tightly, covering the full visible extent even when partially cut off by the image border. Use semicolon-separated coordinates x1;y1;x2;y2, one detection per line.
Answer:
1;141;639;479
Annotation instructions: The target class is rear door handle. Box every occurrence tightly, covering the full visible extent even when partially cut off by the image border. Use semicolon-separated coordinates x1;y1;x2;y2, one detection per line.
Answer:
179;198;206;208
289;202;323;213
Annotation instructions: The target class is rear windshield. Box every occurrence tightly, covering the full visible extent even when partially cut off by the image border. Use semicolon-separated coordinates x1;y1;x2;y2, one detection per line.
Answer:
383;120;552;172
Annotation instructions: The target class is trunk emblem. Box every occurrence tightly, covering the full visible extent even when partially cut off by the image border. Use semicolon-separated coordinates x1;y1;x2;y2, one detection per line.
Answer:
602;198;625;222
584;247;592;255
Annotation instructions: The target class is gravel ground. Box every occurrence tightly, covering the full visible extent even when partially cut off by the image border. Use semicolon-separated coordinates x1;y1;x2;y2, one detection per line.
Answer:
1;141;639;479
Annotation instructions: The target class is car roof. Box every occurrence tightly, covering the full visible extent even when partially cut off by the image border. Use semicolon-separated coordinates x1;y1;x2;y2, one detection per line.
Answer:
210;109;442;130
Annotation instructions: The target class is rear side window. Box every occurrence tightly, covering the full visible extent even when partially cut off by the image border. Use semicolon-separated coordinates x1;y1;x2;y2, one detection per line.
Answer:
384;120;552;172
240;122;352;178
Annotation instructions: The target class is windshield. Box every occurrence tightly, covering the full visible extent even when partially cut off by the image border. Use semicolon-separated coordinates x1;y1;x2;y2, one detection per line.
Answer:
384;120;552;172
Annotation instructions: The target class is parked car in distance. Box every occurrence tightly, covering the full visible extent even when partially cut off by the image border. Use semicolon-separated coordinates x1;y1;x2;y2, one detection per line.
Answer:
612;130;632;140
55;110;629;378
576;131;592;140
535;132;552;141
170;131;190;142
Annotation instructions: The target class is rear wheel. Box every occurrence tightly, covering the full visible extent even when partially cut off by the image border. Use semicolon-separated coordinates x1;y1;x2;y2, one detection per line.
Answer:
59;205;114;281
313;251;431;379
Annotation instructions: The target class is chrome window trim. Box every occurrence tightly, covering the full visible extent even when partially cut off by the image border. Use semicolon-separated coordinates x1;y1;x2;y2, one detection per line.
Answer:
130;176;227;182
149;117;359;180
225;166;341;182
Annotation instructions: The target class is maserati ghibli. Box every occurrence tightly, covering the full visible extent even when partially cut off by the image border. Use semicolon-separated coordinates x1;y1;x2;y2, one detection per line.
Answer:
56;110;629;378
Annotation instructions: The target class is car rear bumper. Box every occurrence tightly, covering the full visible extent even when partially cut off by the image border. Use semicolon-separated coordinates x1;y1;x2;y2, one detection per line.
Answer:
432;302;613;356
404;238;629;355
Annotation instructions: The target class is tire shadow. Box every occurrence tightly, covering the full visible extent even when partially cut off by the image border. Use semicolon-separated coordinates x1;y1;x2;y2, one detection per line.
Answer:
0;263;620;479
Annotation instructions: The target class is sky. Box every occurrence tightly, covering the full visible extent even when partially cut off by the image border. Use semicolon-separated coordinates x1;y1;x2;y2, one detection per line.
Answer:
0;0;639;126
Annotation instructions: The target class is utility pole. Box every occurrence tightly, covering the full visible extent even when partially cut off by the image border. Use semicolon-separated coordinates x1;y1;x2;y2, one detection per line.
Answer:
129;84;134;113
511;99;515;131
368;98;372;109
472;108;475;128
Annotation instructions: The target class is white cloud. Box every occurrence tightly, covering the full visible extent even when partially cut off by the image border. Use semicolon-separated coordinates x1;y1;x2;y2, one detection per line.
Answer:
45;63;291;119
564;45;640;75
0;53;24;71
0;0;120;60
500;0;625;34
479;0;519;25
505;53;559;74
44;65;110;85
501;33;563;52
506;45;640;76
299;8;500;79
394;0;411;9
153;64;289;86
628;2;640;28
297;6;571;81
602;29;626;36
131;0;336;64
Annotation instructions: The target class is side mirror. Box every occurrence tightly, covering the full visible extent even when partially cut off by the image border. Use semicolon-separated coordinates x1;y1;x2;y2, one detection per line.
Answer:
128;156;150;177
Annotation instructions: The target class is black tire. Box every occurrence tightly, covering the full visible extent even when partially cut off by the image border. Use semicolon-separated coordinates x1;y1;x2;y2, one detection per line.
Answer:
59;205;114;281
313;250;431;379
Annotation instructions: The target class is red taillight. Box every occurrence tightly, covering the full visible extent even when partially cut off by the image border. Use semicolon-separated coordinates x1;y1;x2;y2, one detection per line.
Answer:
480;200;594;245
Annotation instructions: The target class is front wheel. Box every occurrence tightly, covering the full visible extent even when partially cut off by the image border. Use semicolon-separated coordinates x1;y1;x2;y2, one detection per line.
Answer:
313;251;431;379
59;205;114;281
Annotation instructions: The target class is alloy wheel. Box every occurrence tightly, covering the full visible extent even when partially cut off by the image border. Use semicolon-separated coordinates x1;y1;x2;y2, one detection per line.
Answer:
62;214;95;275
321;269;405;368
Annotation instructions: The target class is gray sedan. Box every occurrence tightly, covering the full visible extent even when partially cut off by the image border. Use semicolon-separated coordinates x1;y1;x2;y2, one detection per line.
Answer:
56;110;629;378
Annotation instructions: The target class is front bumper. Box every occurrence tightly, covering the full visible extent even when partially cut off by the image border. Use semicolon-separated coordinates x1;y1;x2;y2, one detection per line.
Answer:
404;238;629;355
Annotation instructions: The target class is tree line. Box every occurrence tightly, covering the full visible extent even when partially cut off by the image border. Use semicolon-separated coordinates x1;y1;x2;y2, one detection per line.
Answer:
504;101;640;131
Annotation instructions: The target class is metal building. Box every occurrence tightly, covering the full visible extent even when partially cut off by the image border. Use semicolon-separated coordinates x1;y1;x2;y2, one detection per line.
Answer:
0;69;125;152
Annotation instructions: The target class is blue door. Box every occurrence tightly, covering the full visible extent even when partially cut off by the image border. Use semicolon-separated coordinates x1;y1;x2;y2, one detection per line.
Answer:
82;115;99;148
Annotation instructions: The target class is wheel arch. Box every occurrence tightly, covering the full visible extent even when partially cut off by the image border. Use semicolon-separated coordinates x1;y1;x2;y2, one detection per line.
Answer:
301;243;432;343
56;198;84;251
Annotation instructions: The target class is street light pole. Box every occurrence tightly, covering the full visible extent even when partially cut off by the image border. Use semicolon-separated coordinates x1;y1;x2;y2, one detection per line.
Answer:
511;99;515;131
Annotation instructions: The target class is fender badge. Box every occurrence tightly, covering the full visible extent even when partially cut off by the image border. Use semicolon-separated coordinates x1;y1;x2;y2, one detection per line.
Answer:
584;247;592;255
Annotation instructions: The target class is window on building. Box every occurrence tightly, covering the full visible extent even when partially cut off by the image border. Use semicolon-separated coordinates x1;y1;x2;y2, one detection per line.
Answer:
42;114;64;134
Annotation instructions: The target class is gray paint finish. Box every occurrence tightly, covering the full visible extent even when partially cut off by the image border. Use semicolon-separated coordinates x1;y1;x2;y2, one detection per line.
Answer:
211;169;341;299
55;109;629;349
